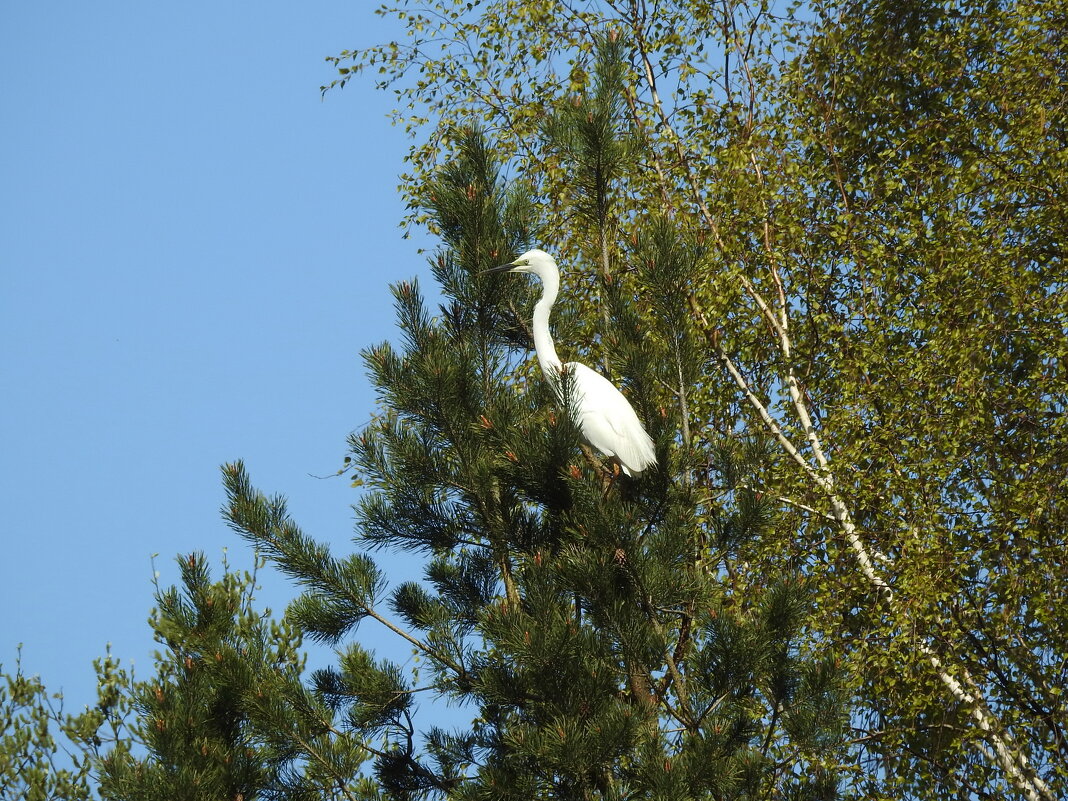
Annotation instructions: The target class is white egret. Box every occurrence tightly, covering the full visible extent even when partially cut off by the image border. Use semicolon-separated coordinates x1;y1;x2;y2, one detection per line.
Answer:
484;249;656;476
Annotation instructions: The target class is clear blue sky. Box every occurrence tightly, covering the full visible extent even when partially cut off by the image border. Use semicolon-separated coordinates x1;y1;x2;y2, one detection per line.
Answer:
2;3;435;713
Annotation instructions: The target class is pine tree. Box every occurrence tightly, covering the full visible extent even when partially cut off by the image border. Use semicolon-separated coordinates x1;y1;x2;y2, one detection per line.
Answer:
64;554;374;801
225;115;849;798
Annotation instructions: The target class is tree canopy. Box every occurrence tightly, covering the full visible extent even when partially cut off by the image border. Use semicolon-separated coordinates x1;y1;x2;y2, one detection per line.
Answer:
4;2;1064;799
320;1;1067;797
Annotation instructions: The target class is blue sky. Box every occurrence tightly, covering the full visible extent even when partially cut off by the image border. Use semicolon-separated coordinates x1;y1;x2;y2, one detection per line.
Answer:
2;3;436;714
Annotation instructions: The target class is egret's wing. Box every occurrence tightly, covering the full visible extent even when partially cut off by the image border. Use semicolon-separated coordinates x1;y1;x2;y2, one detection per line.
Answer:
565;363;657;475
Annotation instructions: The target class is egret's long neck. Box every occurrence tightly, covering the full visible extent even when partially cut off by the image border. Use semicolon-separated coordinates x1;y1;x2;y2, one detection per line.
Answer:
532;271;563;376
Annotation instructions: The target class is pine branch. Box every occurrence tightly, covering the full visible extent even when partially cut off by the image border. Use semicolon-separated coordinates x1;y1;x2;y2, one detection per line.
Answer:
222;462;466;679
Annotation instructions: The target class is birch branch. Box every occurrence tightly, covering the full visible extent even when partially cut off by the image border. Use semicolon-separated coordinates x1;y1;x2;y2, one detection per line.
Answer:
686;293;1052;800
685;295;819;485
736;485;836;522
621;7;1049;794
627;2;787;347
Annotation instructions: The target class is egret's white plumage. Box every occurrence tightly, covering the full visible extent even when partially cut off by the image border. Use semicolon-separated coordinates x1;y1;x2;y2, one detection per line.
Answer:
485;249;657;476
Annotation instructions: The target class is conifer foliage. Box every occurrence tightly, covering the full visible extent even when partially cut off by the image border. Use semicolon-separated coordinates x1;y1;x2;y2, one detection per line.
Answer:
225;119;848;799
80;555;370;801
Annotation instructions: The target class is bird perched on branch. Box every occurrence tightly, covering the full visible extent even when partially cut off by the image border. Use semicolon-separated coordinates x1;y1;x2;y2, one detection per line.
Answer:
484;249;656;476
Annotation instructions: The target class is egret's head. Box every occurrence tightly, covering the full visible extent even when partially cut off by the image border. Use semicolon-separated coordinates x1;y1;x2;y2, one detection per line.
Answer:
483;249;559;282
